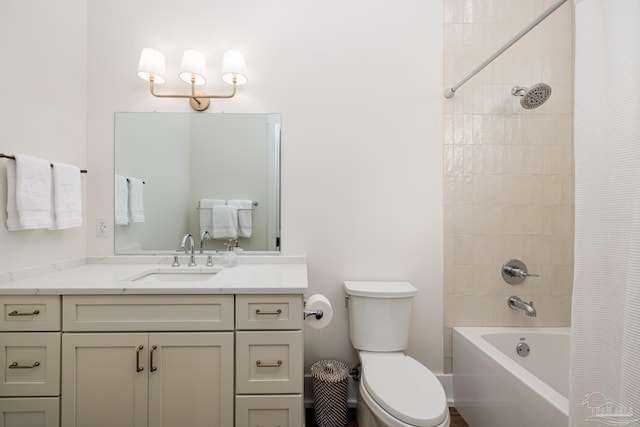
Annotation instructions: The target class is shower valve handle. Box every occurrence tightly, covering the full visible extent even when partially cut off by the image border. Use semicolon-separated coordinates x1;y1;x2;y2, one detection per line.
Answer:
503;266;539;278
502;259;538;285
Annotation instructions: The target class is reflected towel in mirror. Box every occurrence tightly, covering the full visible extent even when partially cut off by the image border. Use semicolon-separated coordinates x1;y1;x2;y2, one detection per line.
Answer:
128;177;145;223
228;199;252;238
199;199;225;237
115;175;128;225
213;205;238;239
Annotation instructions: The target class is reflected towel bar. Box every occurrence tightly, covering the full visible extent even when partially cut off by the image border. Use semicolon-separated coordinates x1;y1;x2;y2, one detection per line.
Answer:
1;152;88;173
197;200;258;211
126;177;146;184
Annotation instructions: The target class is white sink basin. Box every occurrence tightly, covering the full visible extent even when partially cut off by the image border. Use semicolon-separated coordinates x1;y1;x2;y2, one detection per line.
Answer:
123;268;221;283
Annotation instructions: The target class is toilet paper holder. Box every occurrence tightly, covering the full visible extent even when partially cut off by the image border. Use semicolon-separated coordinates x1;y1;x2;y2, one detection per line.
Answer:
304;308;324;320
304;294;332;329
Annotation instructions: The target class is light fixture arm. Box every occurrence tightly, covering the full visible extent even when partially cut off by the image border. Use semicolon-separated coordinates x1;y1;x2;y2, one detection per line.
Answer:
148;74;238;111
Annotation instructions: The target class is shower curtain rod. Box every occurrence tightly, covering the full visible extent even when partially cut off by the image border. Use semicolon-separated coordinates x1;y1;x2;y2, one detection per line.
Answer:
443;0;568;99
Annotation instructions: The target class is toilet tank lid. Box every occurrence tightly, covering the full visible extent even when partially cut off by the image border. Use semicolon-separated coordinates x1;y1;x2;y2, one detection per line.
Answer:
343;281;418;298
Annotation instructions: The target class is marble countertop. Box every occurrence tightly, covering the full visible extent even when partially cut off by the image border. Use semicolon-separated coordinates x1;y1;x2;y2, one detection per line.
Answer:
0;255;308;295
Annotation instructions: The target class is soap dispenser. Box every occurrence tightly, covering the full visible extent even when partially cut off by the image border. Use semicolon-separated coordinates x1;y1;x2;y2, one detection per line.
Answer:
222;241;237;268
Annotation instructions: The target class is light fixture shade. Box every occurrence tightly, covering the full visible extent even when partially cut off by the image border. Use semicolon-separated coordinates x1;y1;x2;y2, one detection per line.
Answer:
222;50;247;85
137;48;166;84
179;49;206;85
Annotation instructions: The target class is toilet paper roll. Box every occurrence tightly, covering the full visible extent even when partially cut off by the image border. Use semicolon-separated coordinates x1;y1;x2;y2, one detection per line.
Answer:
306;294;333;329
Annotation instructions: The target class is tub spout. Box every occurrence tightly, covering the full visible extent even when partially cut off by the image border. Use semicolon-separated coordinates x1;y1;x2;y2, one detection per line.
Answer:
508;296;537;317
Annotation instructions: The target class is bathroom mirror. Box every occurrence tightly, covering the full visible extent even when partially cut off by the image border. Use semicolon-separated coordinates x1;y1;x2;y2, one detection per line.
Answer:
114;112;281;254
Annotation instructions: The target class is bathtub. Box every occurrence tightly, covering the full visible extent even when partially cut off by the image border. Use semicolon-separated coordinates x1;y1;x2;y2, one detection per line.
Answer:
453;327;569;427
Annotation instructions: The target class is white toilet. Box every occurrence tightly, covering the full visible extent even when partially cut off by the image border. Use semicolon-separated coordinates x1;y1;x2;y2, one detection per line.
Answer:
344;281;450;427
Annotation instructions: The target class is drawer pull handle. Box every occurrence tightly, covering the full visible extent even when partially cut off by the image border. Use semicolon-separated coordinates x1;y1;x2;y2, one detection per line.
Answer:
8;309;40;317
256;359;282;368
9;361;40;369
150;345;158;372
136;345;144;372
255;309;282;316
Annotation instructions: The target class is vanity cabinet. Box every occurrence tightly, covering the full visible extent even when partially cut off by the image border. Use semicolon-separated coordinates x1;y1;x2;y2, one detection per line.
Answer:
234;295;304;427
61;295;235;427
1;290;306;427
0;295;61;427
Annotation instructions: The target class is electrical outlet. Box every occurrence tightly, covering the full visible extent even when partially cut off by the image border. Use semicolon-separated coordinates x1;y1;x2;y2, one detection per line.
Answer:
96;218;109;237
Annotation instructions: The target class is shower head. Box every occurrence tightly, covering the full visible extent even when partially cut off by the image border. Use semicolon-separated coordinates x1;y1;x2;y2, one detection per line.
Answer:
511;83;552;109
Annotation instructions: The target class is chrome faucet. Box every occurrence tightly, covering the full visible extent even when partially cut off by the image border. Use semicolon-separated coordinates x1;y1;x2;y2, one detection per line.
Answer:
200;230;211;254
180;233;197;267
508;296;537;317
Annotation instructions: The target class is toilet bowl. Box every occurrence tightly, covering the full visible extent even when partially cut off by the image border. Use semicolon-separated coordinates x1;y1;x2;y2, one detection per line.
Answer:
344;281;450;427
357;352;449;427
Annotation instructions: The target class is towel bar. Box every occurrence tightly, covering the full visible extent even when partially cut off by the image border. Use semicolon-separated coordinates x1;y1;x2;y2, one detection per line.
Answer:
1;152;88;173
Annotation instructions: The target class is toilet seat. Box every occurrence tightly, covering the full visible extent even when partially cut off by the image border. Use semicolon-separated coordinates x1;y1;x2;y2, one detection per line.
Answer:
362;353;448;427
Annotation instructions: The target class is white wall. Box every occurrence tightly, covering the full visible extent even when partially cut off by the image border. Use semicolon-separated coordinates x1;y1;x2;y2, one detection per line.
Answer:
2;0;443;372
0;0;87;272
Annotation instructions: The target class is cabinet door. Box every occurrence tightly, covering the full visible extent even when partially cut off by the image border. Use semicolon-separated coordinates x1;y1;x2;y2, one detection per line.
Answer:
236;331;303;394
148;333;234;427
0;296;60;332
61;333;148;427
235;395;303;427
235;295;303;330
0;332;60;396
0;397;60;427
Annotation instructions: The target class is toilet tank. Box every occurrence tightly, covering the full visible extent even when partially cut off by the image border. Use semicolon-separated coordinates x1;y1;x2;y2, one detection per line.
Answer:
344;281;418;352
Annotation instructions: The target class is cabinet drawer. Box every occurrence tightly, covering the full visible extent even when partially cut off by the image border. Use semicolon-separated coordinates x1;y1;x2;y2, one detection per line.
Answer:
235;295;302;330
235;395;303;427
63;295;234;331
0;333;61;397
236;331;303;394
0;296;60;331
0;397;60;427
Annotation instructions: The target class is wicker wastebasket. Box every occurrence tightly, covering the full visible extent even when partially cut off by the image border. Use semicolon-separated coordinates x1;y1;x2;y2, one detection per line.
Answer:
311;359;349;427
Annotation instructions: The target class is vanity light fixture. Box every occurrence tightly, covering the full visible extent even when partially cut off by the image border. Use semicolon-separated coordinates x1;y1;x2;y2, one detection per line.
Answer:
137;48;247;111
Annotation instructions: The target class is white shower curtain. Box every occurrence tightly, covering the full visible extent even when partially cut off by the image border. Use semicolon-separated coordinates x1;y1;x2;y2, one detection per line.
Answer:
570;0;640;425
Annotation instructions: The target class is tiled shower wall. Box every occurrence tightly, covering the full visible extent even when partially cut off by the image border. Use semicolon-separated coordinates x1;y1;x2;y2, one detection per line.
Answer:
443;0;574;373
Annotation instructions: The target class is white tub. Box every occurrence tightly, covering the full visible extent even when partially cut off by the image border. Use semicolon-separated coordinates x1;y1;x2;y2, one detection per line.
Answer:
453;327;569;427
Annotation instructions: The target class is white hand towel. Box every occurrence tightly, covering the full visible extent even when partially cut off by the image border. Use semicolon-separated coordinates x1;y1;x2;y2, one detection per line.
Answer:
128;177;145;223
50;163;82;230
228;199;253;238
114;175;129;225
13;154;52;229
6;161;21;230
199;199;225;236
212;205;238;239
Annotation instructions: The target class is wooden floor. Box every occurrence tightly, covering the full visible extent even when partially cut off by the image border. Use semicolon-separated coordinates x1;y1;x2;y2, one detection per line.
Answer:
305;407;469;426
449;407;470;427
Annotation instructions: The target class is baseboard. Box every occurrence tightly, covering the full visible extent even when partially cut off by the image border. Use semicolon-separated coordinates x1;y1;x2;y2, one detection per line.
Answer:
437;373;455;406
